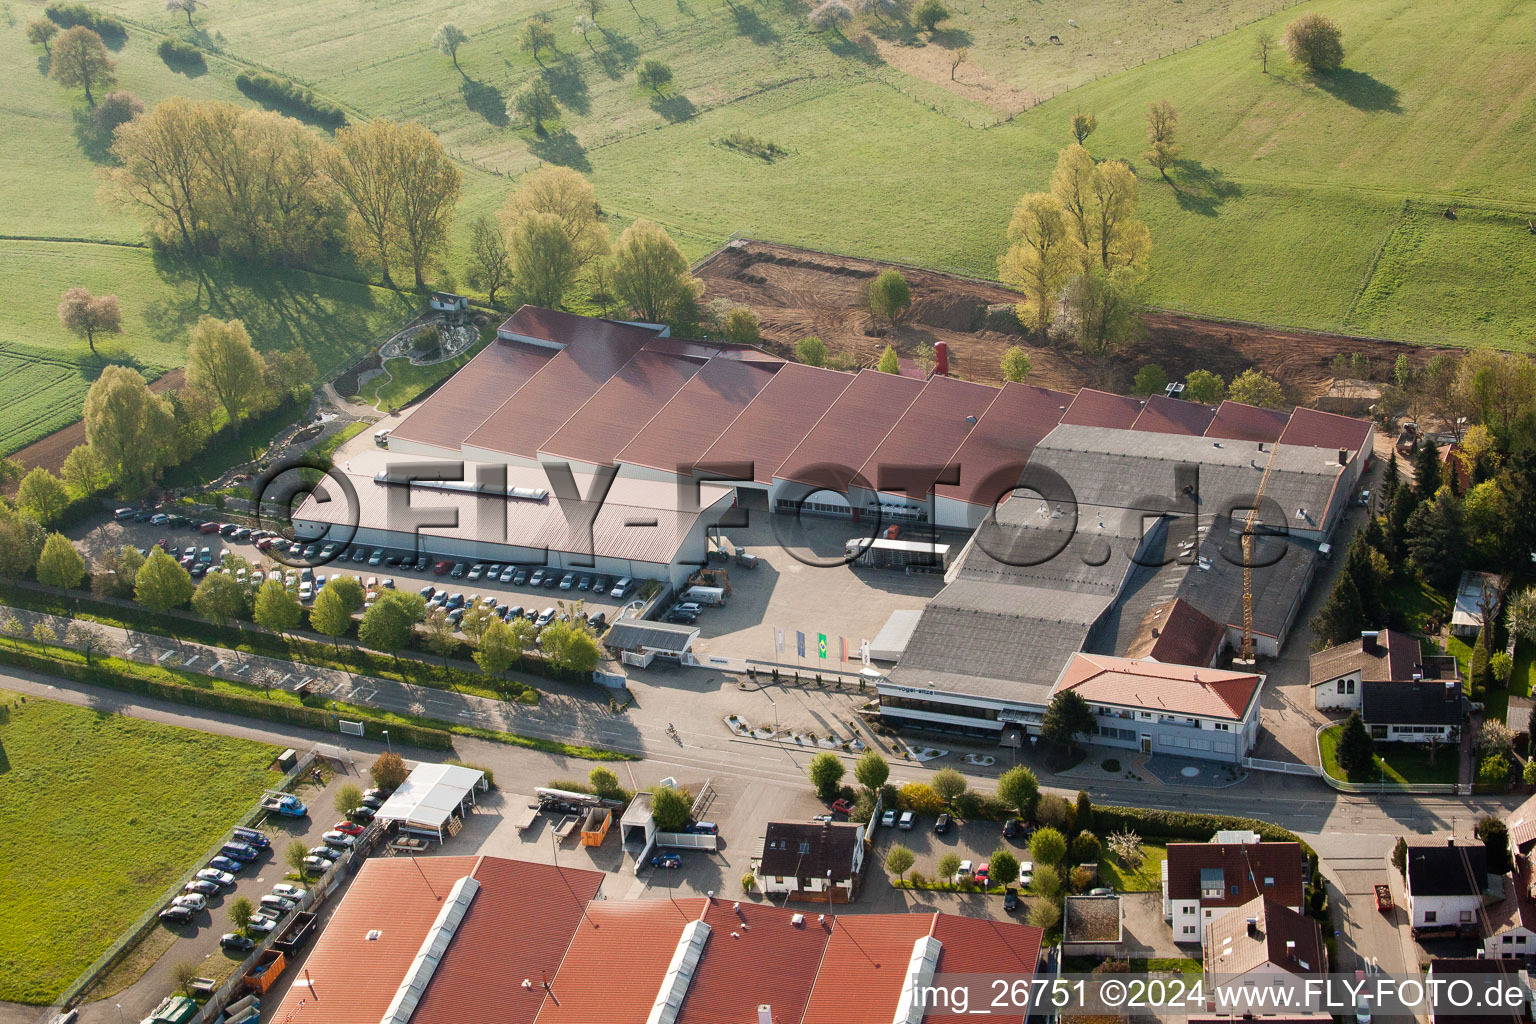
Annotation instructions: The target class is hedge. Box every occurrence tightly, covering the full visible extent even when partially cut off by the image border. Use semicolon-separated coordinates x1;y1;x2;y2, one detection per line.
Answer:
1090;804;1302;845
44;2;126;40
235;70;345;128
0;643;454;750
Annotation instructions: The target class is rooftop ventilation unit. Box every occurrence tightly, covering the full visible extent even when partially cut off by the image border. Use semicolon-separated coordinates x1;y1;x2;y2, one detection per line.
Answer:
378;875;479;1024
893;936;943;1024
646;918;711;1024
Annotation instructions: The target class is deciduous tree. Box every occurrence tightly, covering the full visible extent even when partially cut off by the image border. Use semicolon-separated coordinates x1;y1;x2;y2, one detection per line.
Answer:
999;192;1073;341
327;120;408;286
996;765;1039;820
36;534;86;590
795;335;828;366
507;210;579;307
539;617;601;673
1029;826;1067;865
359;590;425;661
720;306;760;344
519;18;557;67
192;570;246;623
1132;363;1168;397
165;0;200;28
254;578;303;635
876;345;900;374
1000;346;1031;382
867;269;911;328
499;167;609;269
1042;690;1095;752
511;79;559;134
474;616;518;677
637;59;674;93
854;749;889;793
57;287;123;356
465;213;512;305
885;843;915;881
1253;28;1275;73
186;316;264;426
1145;100;1178;144
84;366;176;493
371;751;409;790
913;0;948;32
807;751;845;798
309;583;354;646
1227;367;1284;407
50;26;115;105
931;767;966;803
432;23;469;70
18;469;71;527
27;18;59;54
110;96;212;251
1284;12;1344;72
92;89;144;140
650;784;691;830
808;0;852;35
135;547;194;612
335;783;363;816
1071;111;1097;146
610;218;697;324
1184;369;1226;404
989;848;1019;888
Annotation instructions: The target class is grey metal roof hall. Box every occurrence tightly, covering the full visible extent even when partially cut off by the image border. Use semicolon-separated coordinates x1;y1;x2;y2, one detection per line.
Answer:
603;619;700;654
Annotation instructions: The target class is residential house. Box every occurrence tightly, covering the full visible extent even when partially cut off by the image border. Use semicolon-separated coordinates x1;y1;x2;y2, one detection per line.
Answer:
1484;858;1536;960
1311;629;1459;712
1508;792;1536;861
1203;896;1326;1015
755;820;866;901
1404;840;1491;934
1162;839;1306;946
1427;958;1526;1024
1362;680;1467;742
1052;653;1264;764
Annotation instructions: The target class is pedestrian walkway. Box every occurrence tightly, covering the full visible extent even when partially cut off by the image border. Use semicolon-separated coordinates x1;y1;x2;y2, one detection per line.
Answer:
0;602;642;755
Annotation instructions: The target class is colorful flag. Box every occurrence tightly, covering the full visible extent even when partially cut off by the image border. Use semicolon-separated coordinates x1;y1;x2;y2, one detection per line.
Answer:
796;631;805;658
817;633;828;659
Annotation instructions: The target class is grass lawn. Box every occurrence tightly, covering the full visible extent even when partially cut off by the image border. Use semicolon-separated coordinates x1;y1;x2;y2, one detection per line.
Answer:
0;689;278;1004
1318;722;1458;786
1384;573;1451;633
360;329;494;411
305;421;371;468
1099;842;1167;893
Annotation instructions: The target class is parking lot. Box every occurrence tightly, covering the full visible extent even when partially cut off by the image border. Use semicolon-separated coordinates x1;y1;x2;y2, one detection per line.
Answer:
93;768;363;1024
73;515;635;638
686;512;947;666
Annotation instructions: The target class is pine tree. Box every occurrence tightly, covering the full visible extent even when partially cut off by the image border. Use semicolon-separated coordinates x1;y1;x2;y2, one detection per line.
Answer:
1381;451;1400;504
1311;572;1364;648
1405;492;1466;589
1335;711;1375;780
1412;440;1443;501
1382;485;1415;562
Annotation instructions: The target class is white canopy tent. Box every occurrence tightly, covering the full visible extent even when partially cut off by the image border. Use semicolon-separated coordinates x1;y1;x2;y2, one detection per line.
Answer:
375;762;488;841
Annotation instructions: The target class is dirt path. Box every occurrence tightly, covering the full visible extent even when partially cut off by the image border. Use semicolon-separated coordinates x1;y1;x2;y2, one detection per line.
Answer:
695;239;1462;400
9;369;186;477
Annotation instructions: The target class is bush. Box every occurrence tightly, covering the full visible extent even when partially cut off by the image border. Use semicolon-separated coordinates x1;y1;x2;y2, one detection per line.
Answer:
157;36;205;71
371;752;409;789
1069;865;1097;892
1072;831;1102;863
898;781;946;814
45;2;126;40
1037;793;1075;831
1283;12;1344;72
718;131;787;162
741;872;755;891
235;69;345;127
1478;753;1511;790
1030;827;1067;865
1090;803;1301;844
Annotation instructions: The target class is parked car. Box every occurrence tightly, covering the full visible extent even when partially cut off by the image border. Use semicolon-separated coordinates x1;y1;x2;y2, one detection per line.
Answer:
1003;886;1020;912
414;556;430;571
499;566;518;583
209;856;244;874
246;914;278;935
576;575;591;591
159;906;194;925
898;811;914;829
830;798;854;815
585;612;607;631
687;821;719;835
259;895;296;916
220;842;260;862
955;860;973;881
349;805;376;823
183;879;220;897
512;569;528;586
302;855;334;873
332;821;365;837
880;809;897;828
270;883;307;900
351;547;368;562
467;564;484;580
528;569;546;586
361;794;385;810
536;607;557;627
934;813;952;835
1002;818;1020;839
610;577;633;598
220;933;256;953
650;853;682;869
450;562;467;577
113;507;136;520
172;893;207;912
1018;862;1033;887
591;575;609;593
368;549;385;565
322;831;355;847
974;864;989;884
197;868;236;887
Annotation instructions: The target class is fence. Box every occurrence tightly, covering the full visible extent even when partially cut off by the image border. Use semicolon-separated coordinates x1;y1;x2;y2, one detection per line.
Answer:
1311;724;1468;795
1241;756;1322;777
39;749;323;1024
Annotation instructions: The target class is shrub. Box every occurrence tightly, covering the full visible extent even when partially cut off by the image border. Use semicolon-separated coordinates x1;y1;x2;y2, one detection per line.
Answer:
1030;827;1067;865
1283;12;1344;72
157;36;204;71
1069;865;1097;892
1478;753;1511;790
1037;793;1075;831
718;131;788;162
741;872;755;891
1524;760;1536;787
898;781;946;815
1090;803;1300;844
235;69;345;127
1072;831;1102;863
371;752;409;790
45;2;126;40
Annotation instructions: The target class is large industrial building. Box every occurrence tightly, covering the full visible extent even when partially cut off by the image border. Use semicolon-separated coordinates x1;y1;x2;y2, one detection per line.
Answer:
296;307;1372;742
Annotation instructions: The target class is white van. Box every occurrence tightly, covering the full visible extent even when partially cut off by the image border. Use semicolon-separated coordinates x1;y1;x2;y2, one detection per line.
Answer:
373;429;391;447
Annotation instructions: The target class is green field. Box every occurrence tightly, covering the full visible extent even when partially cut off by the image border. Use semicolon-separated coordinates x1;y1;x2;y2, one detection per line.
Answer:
3;0;1534;452
0;689;278;1004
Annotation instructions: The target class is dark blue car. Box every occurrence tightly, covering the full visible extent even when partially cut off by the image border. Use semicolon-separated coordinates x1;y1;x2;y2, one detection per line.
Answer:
209;856;244;874
650;853;682;869
220;842;259;862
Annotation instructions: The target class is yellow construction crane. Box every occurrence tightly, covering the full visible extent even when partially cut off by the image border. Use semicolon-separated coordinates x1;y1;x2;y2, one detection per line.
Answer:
1240;443;1280;664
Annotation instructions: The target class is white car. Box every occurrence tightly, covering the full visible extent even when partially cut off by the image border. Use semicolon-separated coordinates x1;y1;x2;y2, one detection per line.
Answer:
880;809;896;828
196;868;236;887
321;831;355;847
171;893;207;912
246;913;278;935
299;582;314;601
271;883;307;900
1018;861;1034;887
955;859;973;882
898;811;914;829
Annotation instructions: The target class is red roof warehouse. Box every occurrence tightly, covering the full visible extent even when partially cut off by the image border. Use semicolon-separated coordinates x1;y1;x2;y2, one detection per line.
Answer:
273;856;1045;1024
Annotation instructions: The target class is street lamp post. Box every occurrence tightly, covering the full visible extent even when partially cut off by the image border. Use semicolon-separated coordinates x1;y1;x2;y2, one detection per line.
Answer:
382;728;391;754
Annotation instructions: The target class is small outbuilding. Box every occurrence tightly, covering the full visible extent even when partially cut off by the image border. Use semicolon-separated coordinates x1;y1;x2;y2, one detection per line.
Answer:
1451;571;1505;638
1063;895;1123;957
373;761;488;842
603;617;699;666
429;291;468;314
